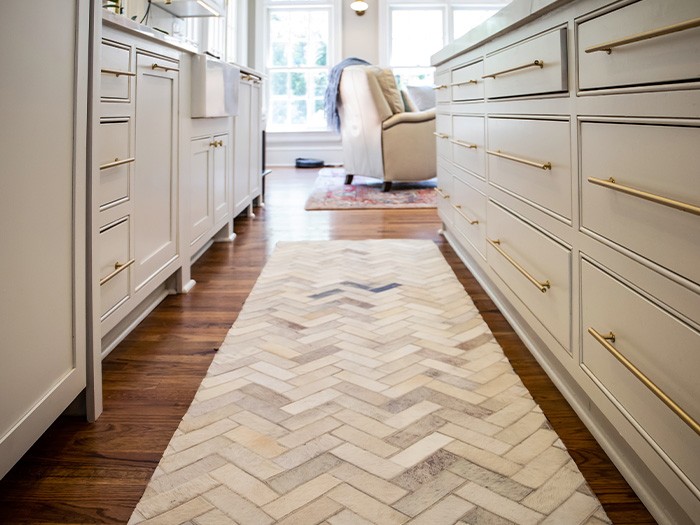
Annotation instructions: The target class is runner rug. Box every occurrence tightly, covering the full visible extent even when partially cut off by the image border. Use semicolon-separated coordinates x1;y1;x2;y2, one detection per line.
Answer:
304;168;437;210
130;240;610;525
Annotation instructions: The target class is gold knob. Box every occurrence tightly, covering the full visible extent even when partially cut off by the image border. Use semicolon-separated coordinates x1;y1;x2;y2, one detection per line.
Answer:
217;140;223;147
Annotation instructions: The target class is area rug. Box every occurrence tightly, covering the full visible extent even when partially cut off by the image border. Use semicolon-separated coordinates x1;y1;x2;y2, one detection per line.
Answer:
304;168;437;210
130;240;611;525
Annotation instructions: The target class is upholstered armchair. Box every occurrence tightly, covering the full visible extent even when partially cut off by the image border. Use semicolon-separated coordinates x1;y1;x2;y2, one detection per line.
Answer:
338;65;436;192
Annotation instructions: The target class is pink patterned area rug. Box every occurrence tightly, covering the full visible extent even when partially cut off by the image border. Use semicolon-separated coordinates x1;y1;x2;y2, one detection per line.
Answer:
305;168;437;210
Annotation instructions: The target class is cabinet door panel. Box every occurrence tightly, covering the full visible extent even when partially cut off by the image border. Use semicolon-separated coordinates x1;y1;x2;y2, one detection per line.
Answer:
134;52;178;290
233;80;251;215
213;133;229;223
190;137;213;244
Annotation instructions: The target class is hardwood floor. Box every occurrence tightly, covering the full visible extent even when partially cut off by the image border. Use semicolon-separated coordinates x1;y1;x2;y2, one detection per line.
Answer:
0;168;655;524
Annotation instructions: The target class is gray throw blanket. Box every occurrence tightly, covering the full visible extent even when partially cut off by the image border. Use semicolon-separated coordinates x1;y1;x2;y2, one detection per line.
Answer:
324;57;370;132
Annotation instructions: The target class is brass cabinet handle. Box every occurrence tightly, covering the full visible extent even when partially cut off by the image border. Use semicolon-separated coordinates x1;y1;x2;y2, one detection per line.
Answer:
151;62;179;73
488;238;550;293
99;258;135;286
585;17;700;54
588;177;700;216
210;141;218;147
99;157;135;170
487;149;552;170
453;204;479;224
217;140;224;147
587;327;700;436
450;139;478;149
433;132;449;139
432;84;448;90
435;188;450;199
451;79;478;86
482;60;544;79
101;68;136;77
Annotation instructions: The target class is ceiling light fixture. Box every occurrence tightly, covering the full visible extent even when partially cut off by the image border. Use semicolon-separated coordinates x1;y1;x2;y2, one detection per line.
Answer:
350;0;368;16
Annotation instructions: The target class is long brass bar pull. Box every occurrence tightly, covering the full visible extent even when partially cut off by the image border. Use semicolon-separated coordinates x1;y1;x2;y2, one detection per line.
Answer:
100;259;135;286
487;149;551;170
450;139;477;149
453;205;479;225
488;239;550;293
101;68;136;77
451;80;478;86
99;157;135;170
433;132;449;139
587;327;700;436
585;17;700;54
151;63;180;73
482;60;544;79
433;84;448;90
435;188;450;199
588;177;700;216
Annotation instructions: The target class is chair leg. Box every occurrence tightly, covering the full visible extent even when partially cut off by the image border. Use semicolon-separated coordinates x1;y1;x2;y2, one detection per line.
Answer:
344;174;354;185
382;181;393;192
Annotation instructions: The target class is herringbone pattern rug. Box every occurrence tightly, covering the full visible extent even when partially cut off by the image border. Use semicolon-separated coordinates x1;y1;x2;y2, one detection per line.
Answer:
129;240;611;525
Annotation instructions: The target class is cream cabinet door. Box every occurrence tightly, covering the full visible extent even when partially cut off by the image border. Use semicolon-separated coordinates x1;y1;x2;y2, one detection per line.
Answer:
190;136;214;245
134;51;179;290
248;81;262;198
233;78;252;216
0;0;89;478
213;133;229;224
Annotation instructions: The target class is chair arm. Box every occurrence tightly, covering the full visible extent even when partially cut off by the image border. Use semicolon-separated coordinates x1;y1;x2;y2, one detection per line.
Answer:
382;108;436;130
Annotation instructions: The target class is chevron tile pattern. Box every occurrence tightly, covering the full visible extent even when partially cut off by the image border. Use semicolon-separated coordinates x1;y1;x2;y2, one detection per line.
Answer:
129;240;611;525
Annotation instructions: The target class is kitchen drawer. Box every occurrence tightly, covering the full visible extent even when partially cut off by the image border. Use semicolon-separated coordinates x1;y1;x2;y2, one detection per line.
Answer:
99;216;132;320
452;178;487;258
101;39;132;101
487;117;571;220
487;201;571;350
451;61;484;101
98;117;132;210
435;113;452;161
437;162;453;226
452;115;485;179
483;27;568;99
581;258;700;492
578;0;700;91
434;69;451;103
580;121;700;285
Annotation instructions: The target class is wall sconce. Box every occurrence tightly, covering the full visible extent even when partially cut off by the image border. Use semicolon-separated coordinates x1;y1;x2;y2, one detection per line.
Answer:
350;0;368;16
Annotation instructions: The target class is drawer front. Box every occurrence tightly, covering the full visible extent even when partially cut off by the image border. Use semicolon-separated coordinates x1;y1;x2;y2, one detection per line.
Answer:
437;162;453;225
452;61;484;101
487;202;571;350
434;70;451;103
487;118;571;219
578;0;700;90
452;178;487;258
435;113;452;160
580;121;700;285
99;217;131;319
98;118;132;209
101;40;132;101
452;115;485;179
581;258;700;490
484;27;568;98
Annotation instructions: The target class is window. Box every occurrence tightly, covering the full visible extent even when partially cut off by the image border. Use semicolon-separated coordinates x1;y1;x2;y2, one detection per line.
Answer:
384;1;507;88
265;0;338;132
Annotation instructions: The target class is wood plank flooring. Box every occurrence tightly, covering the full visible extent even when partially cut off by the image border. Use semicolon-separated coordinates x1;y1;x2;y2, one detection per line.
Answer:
0;168;655;524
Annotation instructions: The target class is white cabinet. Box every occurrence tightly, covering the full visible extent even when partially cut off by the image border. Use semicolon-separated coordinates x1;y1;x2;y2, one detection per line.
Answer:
0;0;90;478
233;71;264;217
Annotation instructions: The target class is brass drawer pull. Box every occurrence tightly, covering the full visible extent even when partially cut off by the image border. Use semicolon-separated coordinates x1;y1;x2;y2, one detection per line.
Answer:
450;139;477;149
101;68;136;77
432;84;448;90
482;60;544;79
488;238;550;293
588;177;700;216
585;17;700;55
210;140;224;148
435;188;450;199
487;149;551;170
151;62;179;73
100;258;135;286
100;157;135;170
588;327;700;436
433;132;449;139
451;79;478;86
453;205;479;225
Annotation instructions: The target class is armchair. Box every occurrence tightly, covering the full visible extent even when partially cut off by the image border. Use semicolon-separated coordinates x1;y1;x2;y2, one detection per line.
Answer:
337;65;436;192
